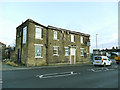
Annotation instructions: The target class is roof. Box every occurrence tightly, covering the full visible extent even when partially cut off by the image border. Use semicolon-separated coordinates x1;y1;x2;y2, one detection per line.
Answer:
101;49;120;52
17;19;90;37
16;19;46;29
48;25;90;37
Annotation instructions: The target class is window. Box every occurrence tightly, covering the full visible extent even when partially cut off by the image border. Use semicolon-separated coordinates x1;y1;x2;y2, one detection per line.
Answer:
95;57;102;60
65;47;69;56
53;31;58;40
81;36;83;44
87;41;90;46
71;34;74;42
103;58;107;60
80;48;84;56
35;44;43;58
70;48;76;55
23;26;27;44
35;27;42;39
53;46;59;56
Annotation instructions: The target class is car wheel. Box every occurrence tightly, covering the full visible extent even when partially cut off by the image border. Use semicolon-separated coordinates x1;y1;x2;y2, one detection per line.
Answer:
104;63;106;67
116;62;119;64
110;62;112;66
94;65;96;67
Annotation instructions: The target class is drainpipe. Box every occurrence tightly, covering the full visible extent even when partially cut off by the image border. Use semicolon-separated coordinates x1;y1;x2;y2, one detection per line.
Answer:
46;27;49;65
20;22;23;64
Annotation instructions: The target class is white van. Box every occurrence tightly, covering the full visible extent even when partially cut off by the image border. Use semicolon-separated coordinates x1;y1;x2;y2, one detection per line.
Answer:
93;56;112;66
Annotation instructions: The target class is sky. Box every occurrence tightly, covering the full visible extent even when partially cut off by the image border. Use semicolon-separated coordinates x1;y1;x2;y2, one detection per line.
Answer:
0;1;118;52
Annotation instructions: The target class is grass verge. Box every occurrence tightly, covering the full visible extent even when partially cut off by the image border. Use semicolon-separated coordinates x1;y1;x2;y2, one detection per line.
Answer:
6;61;18;67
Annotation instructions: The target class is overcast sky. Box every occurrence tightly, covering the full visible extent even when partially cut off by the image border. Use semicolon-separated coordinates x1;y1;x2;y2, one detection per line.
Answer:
0;1;118;52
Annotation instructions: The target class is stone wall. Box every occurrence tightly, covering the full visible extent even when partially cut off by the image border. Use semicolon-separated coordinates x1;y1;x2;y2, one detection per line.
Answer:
15;19;90;66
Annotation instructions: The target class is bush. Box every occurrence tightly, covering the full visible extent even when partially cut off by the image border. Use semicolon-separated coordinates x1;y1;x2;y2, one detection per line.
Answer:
6;61;18;67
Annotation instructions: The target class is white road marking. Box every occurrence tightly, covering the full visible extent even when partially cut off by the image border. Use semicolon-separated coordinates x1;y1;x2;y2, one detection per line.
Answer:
91;69;95;72
39;75;43;78
89;68;116;72
0;81;2;84
71;72;73;74
36;71;80;79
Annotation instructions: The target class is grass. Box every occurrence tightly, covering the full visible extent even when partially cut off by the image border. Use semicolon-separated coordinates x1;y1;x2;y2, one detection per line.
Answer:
6;61;18;67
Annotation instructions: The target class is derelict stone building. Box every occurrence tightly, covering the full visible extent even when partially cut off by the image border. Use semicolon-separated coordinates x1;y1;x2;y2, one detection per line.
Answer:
15;19;90;66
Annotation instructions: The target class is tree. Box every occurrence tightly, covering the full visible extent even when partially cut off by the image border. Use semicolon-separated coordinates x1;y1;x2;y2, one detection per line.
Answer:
112;47;115;50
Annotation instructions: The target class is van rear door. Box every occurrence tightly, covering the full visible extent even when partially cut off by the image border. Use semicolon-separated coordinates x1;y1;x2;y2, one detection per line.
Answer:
94;56;103;64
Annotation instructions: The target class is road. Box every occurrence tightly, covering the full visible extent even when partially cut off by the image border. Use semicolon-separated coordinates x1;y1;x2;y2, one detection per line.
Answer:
2;62;119;88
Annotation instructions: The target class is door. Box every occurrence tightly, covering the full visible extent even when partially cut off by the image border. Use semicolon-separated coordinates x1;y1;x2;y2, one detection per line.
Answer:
70;48;76;64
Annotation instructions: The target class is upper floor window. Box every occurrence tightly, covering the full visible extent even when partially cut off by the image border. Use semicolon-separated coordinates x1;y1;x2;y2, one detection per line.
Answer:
81;36;83;44
23;26;27;44
53;46;59;56
71;34;74;42
80;48;84;56
35;44;43;58
65;47;69;56
53;31;58;40
35;27;42;39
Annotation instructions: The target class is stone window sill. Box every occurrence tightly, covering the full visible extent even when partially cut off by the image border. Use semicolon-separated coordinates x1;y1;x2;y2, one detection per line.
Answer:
35;56;43;58
53;54;59;56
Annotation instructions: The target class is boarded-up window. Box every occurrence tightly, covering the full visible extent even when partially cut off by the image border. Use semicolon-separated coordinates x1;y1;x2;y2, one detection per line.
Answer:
23;26;27;44
81;36;83;44
35;27;42;39
54;31;58;40
71;34;74;42
70;48;76;55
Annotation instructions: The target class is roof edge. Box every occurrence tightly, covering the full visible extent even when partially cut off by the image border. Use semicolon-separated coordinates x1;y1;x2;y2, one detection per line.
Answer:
48;25;90;37
16;19;47;29
16;19;90;37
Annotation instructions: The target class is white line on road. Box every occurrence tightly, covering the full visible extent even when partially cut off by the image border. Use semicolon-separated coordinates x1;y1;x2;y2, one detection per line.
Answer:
90;68;116;72
0;81;3;84
39;73;78;79
36;71;80;79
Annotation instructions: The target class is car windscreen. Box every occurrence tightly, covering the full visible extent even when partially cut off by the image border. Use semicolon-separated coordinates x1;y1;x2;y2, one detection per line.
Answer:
94;57;102;60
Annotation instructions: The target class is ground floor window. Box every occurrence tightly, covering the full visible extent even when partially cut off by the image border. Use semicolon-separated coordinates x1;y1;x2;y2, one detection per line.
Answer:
65;47;69;56
53;46;59;56
35;44;43;58
80;48;84;56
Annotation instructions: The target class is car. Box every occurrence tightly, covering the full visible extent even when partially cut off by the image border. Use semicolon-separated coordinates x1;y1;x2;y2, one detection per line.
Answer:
93;56;112;66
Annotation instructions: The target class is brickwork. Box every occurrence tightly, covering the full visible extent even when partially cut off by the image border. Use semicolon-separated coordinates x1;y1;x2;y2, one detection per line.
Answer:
15;19;90;66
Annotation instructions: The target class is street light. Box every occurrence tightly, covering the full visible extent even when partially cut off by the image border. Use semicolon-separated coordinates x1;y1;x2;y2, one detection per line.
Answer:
96;34;98;49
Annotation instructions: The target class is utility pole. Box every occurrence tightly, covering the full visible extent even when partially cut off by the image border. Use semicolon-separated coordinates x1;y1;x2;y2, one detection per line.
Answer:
96;34;98;49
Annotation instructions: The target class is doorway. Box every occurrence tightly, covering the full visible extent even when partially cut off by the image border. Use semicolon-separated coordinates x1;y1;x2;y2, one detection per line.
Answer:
70;48;76;64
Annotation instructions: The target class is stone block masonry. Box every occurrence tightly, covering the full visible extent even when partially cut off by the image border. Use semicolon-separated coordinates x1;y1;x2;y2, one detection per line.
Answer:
15;19;90;66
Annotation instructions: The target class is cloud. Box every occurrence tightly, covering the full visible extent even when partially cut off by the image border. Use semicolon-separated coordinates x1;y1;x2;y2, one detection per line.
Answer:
87;17;118;52
0;18;17;46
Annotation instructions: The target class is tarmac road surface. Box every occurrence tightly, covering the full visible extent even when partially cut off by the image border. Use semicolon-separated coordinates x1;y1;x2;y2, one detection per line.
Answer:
2;63;119;88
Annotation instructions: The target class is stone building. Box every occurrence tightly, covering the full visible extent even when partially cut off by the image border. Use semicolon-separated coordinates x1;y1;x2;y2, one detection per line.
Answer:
0;42;6;60
5;46;15;59
15;19;90;66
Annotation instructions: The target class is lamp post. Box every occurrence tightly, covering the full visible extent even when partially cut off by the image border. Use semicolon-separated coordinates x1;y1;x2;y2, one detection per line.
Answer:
96;34;98;49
